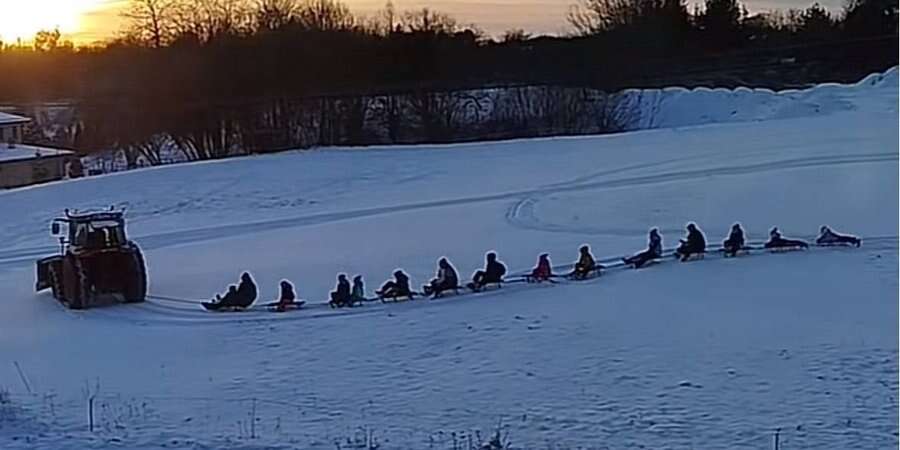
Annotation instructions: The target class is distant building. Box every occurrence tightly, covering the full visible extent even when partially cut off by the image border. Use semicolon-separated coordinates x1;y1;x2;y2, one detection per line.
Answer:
0;112;79;189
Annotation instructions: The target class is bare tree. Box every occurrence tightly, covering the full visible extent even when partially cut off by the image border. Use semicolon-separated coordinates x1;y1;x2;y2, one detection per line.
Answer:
401;8;458;34
33;28;71;52
122;0;179;47
366;1;397;35
501;28;531;43
173;0;252;42
254;0;299;31
568;0;690;36
297;0;356;31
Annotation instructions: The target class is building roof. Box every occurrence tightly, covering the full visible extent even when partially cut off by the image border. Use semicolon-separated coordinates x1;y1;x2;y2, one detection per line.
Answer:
0;112;31;126
0;143;74;163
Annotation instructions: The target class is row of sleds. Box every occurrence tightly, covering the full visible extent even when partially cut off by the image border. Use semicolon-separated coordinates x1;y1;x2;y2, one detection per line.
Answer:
198;224;862;313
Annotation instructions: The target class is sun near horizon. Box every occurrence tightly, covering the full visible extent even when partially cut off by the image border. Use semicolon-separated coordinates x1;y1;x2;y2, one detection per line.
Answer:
0;0;120;45
0;0;580;46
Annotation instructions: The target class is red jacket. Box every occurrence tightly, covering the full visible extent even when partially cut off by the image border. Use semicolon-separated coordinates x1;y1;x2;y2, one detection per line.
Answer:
531;257;551;279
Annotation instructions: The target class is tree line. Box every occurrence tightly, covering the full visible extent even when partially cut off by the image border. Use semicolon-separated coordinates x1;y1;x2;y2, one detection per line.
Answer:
0;0;895;167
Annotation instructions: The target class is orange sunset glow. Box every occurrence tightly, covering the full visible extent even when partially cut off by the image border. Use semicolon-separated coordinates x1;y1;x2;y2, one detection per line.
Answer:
0;0;846;45
0;0;574;45
0;0;120;44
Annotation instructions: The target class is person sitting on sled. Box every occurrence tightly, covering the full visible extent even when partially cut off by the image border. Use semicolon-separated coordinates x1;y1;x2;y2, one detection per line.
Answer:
235;272;258;307
329;274;351;307
210;285;239;309
765;227;809;249
274;280;297;312
378;270;412;298
470;252;507;290
722;223;746;257
624;228;663;268
530;253;552;282
675;223;706;261
349;275;366;304
816;225;861;247
207;272;257;310
424;258;459;297
571;245;598;279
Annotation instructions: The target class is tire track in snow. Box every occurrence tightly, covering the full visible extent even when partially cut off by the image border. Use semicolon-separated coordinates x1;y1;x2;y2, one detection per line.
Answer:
505;152;897;234
0;151;894;269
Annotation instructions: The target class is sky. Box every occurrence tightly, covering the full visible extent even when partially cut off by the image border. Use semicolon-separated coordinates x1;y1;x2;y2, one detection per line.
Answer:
0;0;845;45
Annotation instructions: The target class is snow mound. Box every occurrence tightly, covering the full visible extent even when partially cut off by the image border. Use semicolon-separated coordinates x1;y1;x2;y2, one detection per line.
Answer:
626;66;898;130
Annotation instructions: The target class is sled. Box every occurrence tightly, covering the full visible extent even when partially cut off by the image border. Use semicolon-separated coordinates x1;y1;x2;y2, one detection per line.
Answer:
202;302;249;312
676;252;705;262
428;286;464;298
721;246;751;258
467;281;504;292
631;258;661;269
423;284;463;298
266;300;306;312
565;267;603;281
765;240;809;252
815;239;861;248
523;275;557;284
378;292;420;303
330;297;374;308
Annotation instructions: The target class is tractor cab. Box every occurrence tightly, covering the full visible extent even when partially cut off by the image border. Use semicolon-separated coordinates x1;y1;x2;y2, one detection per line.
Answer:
53;210;128;253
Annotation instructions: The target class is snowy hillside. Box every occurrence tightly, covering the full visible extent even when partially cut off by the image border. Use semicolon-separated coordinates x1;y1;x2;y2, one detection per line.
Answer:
0;70;896;449
626;66;899;129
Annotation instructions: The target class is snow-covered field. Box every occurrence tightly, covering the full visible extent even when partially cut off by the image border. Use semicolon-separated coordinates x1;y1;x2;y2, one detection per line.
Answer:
0;70;897;449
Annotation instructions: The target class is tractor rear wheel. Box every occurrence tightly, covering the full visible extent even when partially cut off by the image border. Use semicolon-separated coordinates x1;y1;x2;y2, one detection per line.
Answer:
62;256;91;310
48;264;63;300
123;245;147;303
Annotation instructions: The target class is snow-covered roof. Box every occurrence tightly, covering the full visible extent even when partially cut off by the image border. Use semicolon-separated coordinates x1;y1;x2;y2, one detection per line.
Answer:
0;112;31;126
0;143;74;163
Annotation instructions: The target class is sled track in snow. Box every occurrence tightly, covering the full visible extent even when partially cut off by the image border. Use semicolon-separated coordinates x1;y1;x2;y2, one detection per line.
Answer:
0;151;893;271
86;236;896;326
504;152;898;234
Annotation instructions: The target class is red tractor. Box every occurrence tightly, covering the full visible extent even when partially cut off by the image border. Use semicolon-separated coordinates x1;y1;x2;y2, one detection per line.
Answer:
35;209;147;309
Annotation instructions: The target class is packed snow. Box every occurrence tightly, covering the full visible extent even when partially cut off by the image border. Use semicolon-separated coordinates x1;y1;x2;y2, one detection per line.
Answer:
0;69;896;449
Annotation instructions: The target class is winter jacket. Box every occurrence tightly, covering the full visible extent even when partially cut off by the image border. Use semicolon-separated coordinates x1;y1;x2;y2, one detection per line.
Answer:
394;272;411;294
235;277;258;307
575;252;596;271
648;233;662;257
484;260;507;283
218;286;239;306
280;284;296;303
335;278;351;300
351;283;365;300
725;228;744;248
682;228;706;253
436;265;459;287
531;258;551;279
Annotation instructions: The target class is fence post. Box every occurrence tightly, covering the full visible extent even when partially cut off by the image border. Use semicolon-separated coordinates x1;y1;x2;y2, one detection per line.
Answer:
774;427;781;450
251;397;257;439
88;396;95;432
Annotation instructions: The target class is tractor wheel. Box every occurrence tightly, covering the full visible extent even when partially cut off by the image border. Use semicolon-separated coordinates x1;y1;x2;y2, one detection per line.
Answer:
123;245;147;303
48;264;63;300
62;256;91;310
